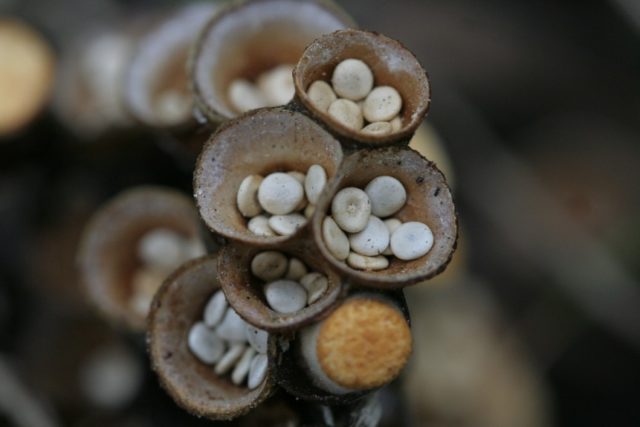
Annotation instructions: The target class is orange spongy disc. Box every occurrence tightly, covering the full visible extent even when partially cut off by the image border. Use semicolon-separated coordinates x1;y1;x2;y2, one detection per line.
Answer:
316;296;412;390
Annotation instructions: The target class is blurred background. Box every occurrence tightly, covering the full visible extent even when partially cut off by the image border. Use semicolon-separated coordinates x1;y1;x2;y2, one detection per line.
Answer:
1;0;639;426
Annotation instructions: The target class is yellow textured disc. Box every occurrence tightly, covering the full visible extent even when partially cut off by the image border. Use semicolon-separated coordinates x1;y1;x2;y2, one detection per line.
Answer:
316;297;412;390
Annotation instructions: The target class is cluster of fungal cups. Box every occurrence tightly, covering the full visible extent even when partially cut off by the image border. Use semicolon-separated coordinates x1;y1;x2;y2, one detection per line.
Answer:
238;164;327;237
73;1;455;420
188;290;269;390
307;58;403;136
143;22;456;420
323;176;433;271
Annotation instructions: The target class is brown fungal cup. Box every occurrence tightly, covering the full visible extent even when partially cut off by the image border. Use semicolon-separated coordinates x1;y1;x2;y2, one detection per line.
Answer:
78;186;203;331
53;23;144;139
148;255;276;420
312;146;457;288
217;243;344;332
190;0;354;123
277;290;410;404
194;107;344;247
124;2;222;129
293;29;431;148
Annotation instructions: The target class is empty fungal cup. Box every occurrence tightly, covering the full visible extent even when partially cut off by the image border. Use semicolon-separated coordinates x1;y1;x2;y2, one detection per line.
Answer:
190;0;354;123
194;107;343;247
293;29;430;147
217;243;344;332
124;2;222;128
148;255;276;420
277;291;411;403
78;187;205;331
312;147;457;288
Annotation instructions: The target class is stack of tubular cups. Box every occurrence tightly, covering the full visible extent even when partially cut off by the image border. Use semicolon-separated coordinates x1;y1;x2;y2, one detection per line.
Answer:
149;24;457;423
146;0;354;419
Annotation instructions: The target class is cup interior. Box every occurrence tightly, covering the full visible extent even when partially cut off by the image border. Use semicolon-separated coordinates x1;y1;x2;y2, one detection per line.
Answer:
312;147;457;288
192;0;353;121
293;29;430;146
148;255;275;420
194;108;344;247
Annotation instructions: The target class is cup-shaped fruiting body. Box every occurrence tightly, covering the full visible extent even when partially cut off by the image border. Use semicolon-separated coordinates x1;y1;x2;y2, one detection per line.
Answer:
277;291;411;404
78;187;205;331
194;107;343;247
312;147;457;288
148;255;276;420
0;19;55;137
124;2;222;129
293;29;430;148
217;243;344;332
54;28;136;139
191;0;354;123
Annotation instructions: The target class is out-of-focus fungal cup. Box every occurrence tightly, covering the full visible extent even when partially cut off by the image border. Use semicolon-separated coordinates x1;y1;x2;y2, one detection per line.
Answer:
293;29;430;147
78;187;206;331
0;19;54;137
148;255;276;420
194;108;343;247
124;2;222;129
190;0;354;123
54;30;136;139
217;244;344;332
312;147;457;288
277;291;411;404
